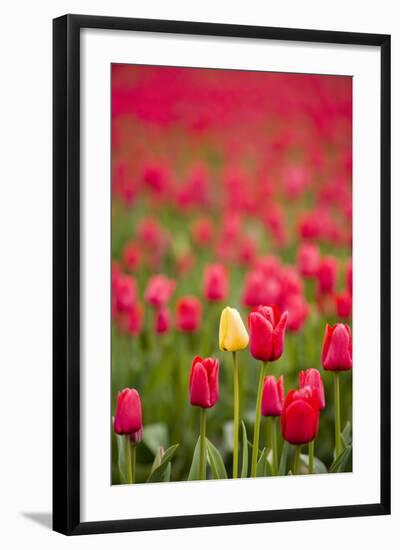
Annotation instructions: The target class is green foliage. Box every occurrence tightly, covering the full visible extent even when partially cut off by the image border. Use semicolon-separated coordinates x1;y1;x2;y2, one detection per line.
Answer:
240;421;249;478
116;434;128;484
147;444;179;483
206;438;228;479
188;437;201;481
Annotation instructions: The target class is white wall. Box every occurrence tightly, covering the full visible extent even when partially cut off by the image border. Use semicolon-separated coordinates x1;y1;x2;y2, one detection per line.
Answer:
0;1;397;548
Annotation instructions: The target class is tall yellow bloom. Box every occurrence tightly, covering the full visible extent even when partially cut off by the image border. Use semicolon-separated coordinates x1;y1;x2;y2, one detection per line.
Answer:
219;307;249;352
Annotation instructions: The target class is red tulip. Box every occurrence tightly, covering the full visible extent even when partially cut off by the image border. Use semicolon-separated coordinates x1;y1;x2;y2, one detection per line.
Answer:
261;375;284;416
281;387;320;445
176;296;202;332
145;275;176;308
189;356;219;408
242;269;281;308
114;274;137;313
317;256;338;295
285;294;309;332
142;161;169;194
248;305;288;362
238;236;257;266
297;243;320;277
114;388;143;436
335;291;352;319
299;368;326;409
203;264;228;302
122;241;141;271
124;303;143;335
322;323;352;371
154;307;171;334
191;217;214;246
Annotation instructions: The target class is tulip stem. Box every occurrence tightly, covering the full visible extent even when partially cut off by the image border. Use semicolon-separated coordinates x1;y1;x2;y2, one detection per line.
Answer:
232;351;240;479
293;445;301;475
271;416;279;476
199;408;207;480
251;361;267;477
125;436;133;484
309;440;314;474
334;372;342;459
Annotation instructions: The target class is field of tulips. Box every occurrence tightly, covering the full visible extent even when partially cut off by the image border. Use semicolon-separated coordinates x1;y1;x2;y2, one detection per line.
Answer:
111;65;353;484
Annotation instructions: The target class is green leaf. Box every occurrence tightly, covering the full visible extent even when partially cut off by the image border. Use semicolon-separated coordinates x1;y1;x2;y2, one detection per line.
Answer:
256;448;272;477
116;434;128;484
206;438;228;479
162;462;171;482
142;423;168;455
188;436;201;481
150;446;165;475
278;440;290;476
300;454;328;474
147;444;179;483
329;445;352;473
341;421;352;447
241;421;249;478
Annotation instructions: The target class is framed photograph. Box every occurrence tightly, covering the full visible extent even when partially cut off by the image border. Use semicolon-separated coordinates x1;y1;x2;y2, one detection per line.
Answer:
53;14;391;535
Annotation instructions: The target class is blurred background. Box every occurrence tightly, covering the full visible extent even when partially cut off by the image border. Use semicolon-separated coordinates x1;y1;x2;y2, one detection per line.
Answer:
111;64;352;483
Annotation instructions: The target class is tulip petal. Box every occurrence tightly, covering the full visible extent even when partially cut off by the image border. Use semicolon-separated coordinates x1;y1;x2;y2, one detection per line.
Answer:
190;362;211;408
323;323;352;370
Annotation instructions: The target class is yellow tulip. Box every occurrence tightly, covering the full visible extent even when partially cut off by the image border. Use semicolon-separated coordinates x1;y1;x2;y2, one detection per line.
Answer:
219;307;249;352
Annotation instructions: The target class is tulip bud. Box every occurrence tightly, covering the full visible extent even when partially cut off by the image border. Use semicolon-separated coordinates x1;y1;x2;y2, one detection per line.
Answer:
189;356;219;408
176;296;202;332
285;294;309;332
122;241;141;272
154;307;171;334
317;256;338;295
117;303;143;335
248;305;288;362
114;274;137;313
322;323;352;371
219;307;249;352
281;387;320;445
335;291;352;319
261;375;284;416
299;368;325;409
203;264;228;302
297;243;320;277
114;388;143;436
144;274;176;308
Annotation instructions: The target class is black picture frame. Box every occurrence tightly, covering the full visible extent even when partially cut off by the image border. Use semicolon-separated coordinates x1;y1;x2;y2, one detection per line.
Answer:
53;14;391;535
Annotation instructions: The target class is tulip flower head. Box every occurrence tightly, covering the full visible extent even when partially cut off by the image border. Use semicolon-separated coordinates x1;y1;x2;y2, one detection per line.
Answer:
335;291;352;319
281;387;320;445
322;323;352;371
189;356;219;408
114;388;143;436
219;307;249;352
123;303;143;335
248;305;288;362
317;256;338;295
203;264;228;302
154;307;171;334
176;296;202;332
122;241;141;272
114;274;137;313
297;243;320;277
299;368;325;409
261;375;285;416
285;294;309;332
145;274;176;308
